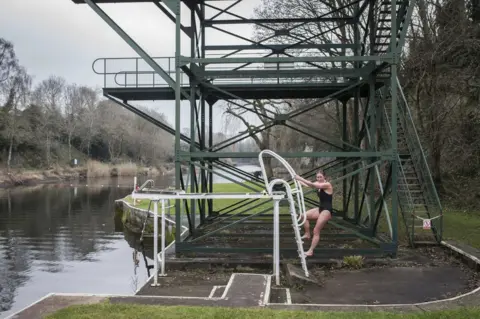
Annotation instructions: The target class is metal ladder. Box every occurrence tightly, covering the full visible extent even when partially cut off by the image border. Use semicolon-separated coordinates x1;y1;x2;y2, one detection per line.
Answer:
289;187;309;277
259;150;309;277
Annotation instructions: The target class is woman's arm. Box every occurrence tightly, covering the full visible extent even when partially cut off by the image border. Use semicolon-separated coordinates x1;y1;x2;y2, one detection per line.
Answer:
298;180;309;188
294;175;329;190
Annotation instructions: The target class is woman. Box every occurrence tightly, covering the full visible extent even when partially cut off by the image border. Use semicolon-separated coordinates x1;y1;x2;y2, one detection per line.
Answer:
294;170;333;257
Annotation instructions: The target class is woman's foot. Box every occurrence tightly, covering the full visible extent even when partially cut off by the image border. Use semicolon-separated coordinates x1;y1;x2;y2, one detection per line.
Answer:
301;233;311;240
304;250;314;257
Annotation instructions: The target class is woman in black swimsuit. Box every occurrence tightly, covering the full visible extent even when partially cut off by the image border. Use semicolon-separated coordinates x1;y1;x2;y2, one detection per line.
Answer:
294;170;333;257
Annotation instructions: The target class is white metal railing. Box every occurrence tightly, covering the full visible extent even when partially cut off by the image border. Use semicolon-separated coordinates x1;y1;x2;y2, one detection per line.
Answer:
258;150;308;227
258;150;309;278
132;188;285;286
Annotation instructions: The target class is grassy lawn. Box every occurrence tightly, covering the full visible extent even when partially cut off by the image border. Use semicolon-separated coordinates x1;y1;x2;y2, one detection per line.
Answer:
443;207;480;248
124;182;480;248
46;304;480;319
124;182;287;215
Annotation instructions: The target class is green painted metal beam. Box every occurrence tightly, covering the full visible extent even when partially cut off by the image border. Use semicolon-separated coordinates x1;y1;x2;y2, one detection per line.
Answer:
205;44;357;51
154;1;194;37
177;245;393;257
181;55;392;65
204;17;355;25
181;151;391;159
200;68;369;79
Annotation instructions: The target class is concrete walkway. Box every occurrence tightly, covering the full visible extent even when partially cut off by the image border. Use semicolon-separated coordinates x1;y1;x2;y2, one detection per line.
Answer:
8;273;480;319
7;240;480;319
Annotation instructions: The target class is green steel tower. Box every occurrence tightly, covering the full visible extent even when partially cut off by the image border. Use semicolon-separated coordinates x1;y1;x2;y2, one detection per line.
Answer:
72;0;443;259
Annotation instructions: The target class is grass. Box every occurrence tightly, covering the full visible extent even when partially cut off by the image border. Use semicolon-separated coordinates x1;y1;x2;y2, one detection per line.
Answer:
343;255;364;269
86;160;163;178
443;207;480;248
46;304;480;319
125;181;480;249
125;181;272;213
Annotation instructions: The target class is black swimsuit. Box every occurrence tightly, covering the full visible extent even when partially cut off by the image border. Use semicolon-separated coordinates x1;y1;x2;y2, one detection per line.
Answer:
318;189;333;213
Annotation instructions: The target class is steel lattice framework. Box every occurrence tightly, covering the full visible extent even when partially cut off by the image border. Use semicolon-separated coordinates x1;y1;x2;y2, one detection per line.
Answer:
72;0;443;259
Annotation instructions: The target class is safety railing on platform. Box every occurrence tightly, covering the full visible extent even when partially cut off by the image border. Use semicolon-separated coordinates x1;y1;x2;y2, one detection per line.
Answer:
92;51;356;89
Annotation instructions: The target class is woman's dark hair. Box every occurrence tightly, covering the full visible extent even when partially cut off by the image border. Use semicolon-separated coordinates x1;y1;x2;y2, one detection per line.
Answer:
317;170;328;180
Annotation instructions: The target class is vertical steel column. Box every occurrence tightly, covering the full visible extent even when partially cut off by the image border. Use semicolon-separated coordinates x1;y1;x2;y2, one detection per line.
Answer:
368;74;376;230
190;7;197;233
390;0;399;249
342;100;348;215
174;0;182;244
208;101;213;216
200;2;207;223
353;3;361;222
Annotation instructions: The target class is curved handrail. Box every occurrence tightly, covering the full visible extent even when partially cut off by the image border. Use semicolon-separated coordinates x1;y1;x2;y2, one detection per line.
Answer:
138;179;155;191
258;150;307;227
267;178;305;225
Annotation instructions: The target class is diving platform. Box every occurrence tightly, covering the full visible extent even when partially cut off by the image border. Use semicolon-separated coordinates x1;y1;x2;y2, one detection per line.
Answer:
103;82;386;102
73;0;444;263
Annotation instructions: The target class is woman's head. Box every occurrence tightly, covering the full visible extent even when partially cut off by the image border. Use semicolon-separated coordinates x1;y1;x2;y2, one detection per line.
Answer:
316;170;327;182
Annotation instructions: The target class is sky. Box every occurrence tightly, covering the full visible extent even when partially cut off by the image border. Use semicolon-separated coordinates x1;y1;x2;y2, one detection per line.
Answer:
0;0;262;134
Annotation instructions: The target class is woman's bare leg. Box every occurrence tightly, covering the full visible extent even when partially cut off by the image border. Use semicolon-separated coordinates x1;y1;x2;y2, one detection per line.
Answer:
305;210;331;257
302;208;319;240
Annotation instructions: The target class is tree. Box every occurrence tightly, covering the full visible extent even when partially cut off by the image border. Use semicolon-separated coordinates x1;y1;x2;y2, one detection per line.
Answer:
32;76;66;167
0;38;17;84
0;65;32;170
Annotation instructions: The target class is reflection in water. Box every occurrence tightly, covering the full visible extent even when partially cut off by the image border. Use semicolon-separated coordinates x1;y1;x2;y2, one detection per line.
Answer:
0;176;170;319
0;165;261;318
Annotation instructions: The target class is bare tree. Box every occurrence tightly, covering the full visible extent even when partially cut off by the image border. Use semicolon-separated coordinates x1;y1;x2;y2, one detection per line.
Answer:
32;76;66;167
0;66;31;170
0;38;17;84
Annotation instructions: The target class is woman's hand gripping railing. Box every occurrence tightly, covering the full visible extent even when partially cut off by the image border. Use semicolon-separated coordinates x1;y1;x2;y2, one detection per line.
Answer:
258;150;307;227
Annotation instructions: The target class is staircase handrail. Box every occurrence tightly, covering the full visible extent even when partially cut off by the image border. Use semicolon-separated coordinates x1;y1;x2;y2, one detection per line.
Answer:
396;77;443;212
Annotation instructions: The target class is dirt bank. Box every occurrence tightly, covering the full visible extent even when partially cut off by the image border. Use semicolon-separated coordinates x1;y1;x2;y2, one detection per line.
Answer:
0;163;176;189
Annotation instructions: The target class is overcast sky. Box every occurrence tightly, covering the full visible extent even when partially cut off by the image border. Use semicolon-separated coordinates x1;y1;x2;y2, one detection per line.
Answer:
0;0;261;133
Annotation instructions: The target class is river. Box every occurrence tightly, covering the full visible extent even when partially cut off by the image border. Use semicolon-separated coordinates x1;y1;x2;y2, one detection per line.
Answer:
0;164;261;318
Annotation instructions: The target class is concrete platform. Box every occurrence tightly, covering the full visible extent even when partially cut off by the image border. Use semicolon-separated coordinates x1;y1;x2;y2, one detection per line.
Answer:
288;266;474;304
7;241;480;318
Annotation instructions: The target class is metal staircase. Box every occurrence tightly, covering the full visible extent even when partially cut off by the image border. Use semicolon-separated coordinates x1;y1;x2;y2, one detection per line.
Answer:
377;80;443;246
373;0;410;56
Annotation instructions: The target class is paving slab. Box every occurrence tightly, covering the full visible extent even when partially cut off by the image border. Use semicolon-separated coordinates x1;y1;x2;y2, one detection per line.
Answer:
135;268;232;297
223;273;270;307
289;266;474;304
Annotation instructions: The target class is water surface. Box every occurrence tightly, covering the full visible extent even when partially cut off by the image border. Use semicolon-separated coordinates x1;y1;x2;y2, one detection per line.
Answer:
0;177;168;318
0;165;261;318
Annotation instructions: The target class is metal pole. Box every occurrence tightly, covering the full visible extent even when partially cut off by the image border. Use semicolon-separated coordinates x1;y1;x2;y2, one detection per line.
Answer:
160;199;166;277
273;198;280;286
390;0;399;249
174;0;182;247
152;200;160;286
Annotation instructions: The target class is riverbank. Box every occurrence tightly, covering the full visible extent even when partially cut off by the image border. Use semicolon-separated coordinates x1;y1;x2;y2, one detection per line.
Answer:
0;161;176;189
